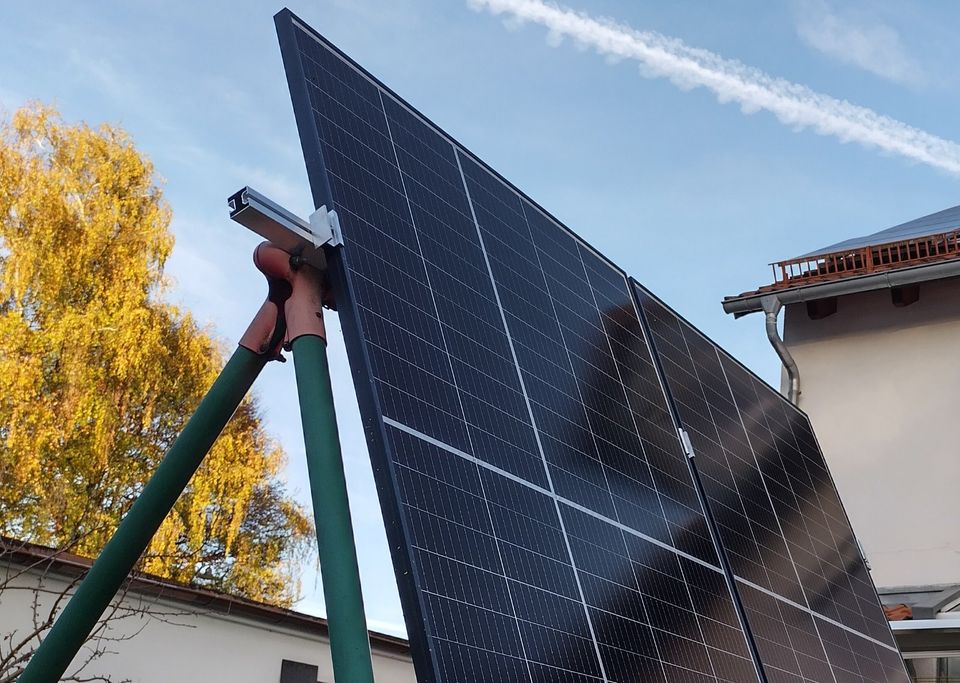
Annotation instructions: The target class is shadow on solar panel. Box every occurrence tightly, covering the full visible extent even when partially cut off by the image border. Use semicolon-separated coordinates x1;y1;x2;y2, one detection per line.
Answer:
274;9;910;683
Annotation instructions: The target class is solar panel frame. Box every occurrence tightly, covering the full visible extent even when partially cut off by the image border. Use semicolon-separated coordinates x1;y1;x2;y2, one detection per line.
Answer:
274;9;906;683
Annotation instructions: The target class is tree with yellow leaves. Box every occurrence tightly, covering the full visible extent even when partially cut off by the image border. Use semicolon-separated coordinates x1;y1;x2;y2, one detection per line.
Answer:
0;105;312;613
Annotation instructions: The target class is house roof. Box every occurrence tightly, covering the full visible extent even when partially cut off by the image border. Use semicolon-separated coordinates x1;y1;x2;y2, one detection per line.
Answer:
0;536;410;656
801;204;960;259
722;202;960;316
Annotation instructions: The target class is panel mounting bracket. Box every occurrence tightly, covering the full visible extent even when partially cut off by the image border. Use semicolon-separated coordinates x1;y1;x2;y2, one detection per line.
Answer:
678;428;695;458
228;186;343;275
309;204;343;249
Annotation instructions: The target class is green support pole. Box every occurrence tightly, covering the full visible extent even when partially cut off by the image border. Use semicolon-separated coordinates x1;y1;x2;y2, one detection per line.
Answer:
291;334;375;683
19;346;269;683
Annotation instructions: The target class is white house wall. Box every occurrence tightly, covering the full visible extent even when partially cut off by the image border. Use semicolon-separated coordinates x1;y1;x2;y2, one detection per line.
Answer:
0;566;416;683
783;278;960;589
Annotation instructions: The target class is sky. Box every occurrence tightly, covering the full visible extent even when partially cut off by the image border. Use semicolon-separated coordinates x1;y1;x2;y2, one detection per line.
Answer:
3;0;960;638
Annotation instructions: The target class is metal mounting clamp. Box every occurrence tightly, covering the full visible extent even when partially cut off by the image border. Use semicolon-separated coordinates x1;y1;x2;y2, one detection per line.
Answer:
679;428;695;458
228;186;343;273
309;204;343;248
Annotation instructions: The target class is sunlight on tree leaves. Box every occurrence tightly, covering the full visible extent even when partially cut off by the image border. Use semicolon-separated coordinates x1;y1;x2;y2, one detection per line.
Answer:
0;104;313;608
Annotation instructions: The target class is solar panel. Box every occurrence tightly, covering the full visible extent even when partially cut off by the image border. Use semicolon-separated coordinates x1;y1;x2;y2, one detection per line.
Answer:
633;284;908;683
274;9;907;683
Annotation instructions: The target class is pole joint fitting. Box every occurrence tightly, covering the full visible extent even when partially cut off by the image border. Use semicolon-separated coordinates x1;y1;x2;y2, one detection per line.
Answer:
239;242;327;360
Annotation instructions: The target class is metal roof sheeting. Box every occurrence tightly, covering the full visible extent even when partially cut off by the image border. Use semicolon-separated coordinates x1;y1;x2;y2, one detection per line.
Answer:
802;203;960;258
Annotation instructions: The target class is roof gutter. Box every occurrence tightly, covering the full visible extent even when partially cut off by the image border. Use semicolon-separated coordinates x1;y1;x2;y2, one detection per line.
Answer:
890;618;960;632
762;298;799;405
722;258;960;317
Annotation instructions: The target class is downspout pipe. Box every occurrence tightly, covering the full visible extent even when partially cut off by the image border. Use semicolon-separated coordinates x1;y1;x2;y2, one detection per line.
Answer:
762;296;800;405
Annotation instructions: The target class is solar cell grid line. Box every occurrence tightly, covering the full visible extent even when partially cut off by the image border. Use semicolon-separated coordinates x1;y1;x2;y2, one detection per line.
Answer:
714;332;900;655
569;240;760;682
379;83;546;683
631;283;909;683
282;17;529;680
454;141;612;683
718;354;890;646
384;411;762;682
572;242;717;566
380;80;615;683
462;148;767;682
458;135;756;683
769;398;901;653
633;285;798;601
479;174;760;681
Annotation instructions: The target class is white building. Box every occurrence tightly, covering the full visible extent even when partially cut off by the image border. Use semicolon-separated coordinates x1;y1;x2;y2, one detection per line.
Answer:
723;203;960;680
0;538;415;683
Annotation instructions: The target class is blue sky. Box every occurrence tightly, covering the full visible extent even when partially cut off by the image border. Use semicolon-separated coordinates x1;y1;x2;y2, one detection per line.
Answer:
4;0;960;637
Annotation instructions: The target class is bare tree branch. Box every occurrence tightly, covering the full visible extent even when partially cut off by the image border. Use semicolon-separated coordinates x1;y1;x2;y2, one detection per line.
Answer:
1;539;194;682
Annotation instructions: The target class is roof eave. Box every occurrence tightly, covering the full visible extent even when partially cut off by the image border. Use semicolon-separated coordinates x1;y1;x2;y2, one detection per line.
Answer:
0;536;410;654
890;617;960;655
722;259;960;317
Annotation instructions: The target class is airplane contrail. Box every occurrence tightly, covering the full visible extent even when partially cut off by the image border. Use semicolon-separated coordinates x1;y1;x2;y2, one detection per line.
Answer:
470;0;960;176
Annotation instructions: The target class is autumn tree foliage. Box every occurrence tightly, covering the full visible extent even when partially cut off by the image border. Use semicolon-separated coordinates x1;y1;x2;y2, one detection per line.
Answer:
0;105;312;606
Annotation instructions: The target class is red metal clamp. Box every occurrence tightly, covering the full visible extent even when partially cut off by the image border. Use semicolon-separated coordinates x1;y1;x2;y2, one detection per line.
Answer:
239;242;328;359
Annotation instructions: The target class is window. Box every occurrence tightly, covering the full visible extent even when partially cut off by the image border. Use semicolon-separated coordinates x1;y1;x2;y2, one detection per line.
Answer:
279;659;319;683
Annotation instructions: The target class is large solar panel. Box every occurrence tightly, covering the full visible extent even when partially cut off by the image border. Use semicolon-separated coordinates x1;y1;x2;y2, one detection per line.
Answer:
274;10;907;683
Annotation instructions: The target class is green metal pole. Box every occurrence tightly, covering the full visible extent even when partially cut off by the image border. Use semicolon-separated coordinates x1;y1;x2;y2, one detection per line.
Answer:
19;346;268;683
291;334;375;683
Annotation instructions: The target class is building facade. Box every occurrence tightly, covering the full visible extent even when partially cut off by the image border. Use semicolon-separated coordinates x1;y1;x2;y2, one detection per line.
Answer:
0;539;415;683
781;277;960;589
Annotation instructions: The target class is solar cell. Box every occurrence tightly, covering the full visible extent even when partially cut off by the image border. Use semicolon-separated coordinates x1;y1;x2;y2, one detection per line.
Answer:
275;9;907;683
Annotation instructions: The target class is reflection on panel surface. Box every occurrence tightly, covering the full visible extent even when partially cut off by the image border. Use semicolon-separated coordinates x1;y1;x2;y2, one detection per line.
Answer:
635;284;908;683
277;10;906;683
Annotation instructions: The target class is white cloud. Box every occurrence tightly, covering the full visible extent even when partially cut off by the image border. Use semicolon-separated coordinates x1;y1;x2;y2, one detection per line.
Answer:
469;0;960;175
795;0;925;87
